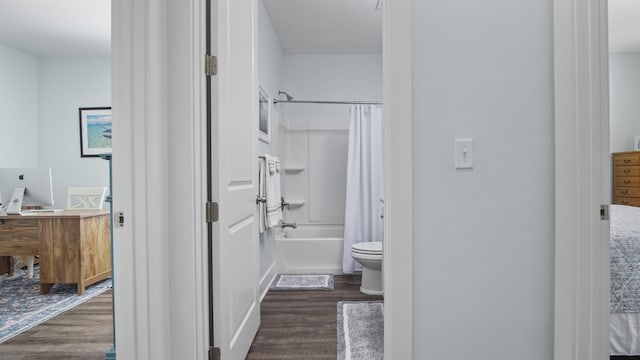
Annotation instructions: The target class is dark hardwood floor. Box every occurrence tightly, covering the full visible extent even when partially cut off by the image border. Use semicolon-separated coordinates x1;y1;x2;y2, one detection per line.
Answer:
0;276;378;360
246;274;383;360
0;290;114;360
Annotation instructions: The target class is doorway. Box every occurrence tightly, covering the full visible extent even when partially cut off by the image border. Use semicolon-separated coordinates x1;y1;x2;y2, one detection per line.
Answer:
607;1;640;357
109;0;414;358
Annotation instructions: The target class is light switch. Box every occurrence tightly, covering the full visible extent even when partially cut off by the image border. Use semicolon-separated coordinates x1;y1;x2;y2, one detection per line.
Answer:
455;138;473;169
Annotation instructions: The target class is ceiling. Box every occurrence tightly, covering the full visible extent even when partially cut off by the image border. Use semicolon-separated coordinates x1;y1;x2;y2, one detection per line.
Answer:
262;0;382;54
0;0;638;57
0;0;110;57
609;0;640;53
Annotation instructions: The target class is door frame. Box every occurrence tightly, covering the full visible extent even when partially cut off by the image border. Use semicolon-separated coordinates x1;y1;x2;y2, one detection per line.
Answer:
553;0;611;358
111;0;209;358
383;0;413;359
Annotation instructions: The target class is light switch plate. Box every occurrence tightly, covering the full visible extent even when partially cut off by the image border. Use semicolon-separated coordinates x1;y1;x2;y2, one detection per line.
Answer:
455;138;473;169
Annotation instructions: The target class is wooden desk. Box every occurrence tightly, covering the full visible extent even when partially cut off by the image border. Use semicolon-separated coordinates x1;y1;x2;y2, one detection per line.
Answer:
0;210;111;295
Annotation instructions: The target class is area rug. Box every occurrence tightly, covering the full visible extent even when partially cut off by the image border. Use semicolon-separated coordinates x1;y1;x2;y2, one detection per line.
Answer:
270;274;334;290
337;301;383;360
0;266;112;344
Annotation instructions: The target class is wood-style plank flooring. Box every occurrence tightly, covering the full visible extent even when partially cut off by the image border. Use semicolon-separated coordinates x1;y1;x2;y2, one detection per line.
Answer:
0;276;378;360
246;274;383;360
0;290;114;360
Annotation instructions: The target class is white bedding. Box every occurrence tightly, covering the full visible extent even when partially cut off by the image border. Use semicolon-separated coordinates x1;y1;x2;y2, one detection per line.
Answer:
611;312;640;355
610;204;640;355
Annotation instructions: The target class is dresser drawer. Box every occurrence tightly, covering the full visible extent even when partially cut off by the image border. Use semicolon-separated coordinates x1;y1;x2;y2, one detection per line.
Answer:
615;188;640;198
616;177;640;187
615;166;640;177
615;197;640;207
614;153;640;166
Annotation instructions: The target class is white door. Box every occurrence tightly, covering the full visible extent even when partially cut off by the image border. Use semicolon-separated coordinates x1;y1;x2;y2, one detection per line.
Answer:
210;0;260;358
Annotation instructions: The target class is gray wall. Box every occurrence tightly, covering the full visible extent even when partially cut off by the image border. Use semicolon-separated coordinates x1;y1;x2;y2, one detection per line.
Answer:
412;1;555;358
38;57;110;207
0;43;110;208
610;54;640;153
0;44;39;168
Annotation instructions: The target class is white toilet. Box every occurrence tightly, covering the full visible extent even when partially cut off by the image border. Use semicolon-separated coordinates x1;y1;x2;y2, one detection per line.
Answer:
351;241;383;295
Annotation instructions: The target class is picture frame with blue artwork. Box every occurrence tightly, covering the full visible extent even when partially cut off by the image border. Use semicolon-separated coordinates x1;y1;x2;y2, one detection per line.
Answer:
79;107;112;157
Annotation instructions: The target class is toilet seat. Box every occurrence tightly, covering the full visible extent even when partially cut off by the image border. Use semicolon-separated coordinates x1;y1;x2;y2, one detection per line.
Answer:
352;241;382;255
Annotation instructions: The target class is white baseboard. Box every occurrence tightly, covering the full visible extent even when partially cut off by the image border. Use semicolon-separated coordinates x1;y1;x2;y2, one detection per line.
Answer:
259;262;277;302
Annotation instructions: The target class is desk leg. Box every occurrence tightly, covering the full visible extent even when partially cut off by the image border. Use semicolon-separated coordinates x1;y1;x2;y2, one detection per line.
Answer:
40;283;53;294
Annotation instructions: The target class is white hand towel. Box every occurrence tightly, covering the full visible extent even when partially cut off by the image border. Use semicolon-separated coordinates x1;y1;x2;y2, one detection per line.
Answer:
268;158;276;174
264;154;283;227
258;157;268;233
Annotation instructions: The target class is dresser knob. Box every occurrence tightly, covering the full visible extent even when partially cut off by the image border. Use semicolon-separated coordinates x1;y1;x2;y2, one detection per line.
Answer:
624;169;631;173
625;159;631;163
625;180;631;184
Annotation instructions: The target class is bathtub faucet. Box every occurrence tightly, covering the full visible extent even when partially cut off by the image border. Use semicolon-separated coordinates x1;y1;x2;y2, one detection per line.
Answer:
281;221;297;229
281;196;290;210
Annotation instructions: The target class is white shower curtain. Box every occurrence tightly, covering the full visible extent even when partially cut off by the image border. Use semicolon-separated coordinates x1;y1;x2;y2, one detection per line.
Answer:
343;104;384;274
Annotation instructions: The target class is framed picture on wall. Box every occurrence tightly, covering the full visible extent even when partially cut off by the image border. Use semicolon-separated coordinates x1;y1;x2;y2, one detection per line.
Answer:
258;86;271;144
79;107;112;157
635;136;640;151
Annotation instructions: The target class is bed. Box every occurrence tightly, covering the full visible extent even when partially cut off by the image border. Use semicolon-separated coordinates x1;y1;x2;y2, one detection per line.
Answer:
610;204;640;355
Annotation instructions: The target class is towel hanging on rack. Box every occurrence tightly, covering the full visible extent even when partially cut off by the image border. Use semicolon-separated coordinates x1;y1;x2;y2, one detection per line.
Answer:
258;157;268;233
259;154;282;229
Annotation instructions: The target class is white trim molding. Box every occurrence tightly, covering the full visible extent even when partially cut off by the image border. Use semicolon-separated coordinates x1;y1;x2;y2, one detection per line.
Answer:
383;0;413;359
112;0;209;358
553;0;610;358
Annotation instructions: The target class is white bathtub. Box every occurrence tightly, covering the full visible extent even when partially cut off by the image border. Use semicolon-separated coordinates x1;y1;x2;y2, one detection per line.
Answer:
275;225;344;274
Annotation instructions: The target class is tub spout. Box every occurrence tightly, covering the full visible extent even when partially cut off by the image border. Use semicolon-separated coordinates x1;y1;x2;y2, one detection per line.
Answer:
281;222;297;229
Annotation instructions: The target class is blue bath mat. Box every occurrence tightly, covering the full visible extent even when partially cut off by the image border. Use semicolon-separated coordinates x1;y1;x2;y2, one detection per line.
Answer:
270;274;334;290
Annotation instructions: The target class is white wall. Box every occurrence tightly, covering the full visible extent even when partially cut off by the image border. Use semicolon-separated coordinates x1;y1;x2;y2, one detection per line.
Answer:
281;54;382;226
412;1;554;359
0;44;39;168
610;54;640;153
38;57;111;208
257;0;283;290
0;46;110;208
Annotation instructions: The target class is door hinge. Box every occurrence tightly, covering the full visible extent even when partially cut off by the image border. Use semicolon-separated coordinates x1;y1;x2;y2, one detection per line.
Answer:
116;211;125;228
209;346;221;360
205;54;217;76
600;204;610;221
206;201;219;223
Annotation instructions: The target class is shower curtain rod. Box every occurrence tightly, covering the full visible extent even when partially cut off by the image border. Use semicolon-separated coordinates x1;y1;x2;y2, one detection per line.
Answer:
273;99;383;105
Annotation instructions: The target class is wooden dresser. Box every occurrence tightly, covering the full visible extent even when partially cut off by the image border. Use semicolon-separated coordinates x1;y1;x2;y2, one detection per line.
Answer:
613;151;640;207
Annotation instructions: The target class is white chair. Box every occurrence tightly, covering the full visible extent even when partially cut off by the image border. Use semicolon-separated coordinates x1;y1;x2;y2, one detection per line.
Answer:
66;187;108;210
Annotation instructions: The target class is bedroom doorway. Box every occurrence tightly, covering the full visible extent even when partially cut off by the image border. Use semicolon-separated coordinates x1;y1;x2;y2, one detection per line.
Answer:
607;1;640;357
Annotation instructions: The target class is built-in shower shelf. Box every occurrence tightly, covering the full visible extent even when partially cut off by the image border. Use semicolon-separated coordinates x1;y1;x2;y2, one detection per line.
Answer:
286;200;305;209
284;167;305;174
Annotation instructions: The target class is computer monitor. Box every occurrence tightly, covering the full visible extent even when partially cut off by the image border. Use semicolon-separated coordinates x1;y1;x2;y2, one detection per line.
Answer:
0;168;54;212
